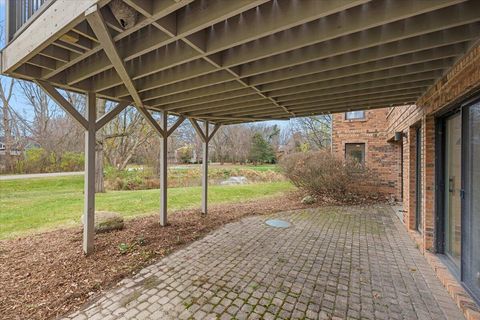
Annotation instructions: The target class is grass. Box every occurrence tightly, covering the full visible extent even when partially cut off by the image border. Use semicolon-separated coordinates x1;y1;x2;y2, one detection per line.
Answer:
0;175;294;239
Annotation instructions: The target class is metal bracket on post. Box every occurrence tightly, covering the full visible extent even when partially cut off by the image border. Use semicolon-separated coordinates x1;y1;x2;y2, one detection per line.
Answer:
189;118;221;214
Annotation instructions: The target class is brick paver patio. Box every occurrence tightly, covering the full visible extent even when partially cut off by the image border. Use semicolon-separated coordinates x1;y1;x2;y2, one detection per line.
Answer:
65;205;464;320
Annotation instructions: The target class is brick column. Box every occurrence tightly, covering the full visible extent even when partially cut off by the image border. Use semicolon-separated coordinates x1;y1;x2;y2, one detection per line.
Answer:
406;126;417;230
422;115;436;252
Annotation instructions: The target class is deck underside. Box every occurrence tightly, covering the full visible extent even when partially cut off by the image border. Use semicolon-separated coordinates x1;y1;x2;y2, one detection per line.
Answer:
2;0;480;124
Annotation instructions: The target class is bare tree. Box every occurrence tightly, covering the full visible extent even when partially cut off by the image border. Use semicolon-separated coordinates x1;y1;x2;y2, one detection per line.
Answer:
19;81;60;152
291;115;332;150
224;125;253;164
95;98;106;192
210;126;230;164
103;106;151;170
0;77;15;172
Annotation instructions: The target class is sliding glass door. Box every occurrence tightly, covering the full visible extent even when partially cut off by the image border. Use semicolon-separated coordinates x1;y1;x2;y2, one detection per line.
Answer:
463;101;480;300
440;99;480;303
444;113;462;268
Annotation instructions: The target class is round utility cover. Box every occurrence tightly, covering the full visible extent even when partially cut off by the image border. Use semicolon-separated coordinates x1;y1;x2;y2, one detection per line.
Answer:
265;219;291;229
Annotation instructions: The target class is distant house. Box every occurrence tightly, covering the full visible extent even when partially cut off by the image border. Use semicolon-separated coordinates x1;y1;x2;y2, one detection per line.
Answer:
0;137;22;156
174;145;198;164
0;137;23;171
0;136;40;156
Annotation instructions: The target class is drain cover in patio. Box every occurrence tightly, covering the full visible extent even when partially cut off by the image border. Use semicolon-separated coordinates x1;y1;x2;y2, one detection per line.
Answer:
265;219;291;228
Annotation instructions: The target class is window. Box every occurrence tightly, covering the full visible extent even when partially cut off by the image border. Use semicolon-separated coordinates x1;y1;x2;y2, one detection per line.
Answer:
345;110;365;120
345;143;365;165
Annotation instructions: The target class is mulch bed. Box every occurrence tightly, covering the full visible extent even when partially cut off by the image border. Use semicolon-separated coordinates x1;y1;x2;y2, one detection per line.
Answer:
0;193;309;320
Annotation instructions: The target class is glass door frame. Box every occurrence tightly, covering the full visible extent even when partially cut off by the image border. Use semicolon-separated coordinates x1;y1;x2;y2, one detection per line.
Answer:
435;94;480;304
461;96;480;304
435;108;462;278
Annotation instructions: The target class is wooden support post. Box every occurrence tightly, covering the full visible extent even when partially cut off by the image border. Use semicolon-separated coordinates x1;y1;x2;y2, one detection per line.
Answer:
160;110;168;226
83;92;96;255
190;119;221;215
134;108;184;226
202;121;209;214
35;80;131;255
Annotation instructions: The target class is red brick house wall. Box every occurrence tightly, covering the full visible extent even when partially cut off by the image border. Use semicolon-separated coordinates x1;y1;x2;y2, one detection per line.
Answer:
386;44;480;320
333;42;480;320
331;108;401;200
387;44;480;252
332;43;480;253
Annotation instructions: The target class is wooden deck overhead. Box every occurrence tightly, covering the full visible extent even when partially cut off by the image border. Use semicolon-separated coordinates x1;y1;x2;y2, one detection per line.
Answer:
2;0;480;124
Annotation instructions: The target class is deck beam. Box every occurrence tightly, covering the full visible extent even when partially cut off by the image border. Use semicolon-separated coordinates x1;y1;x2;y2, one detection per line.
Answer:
95;0;474;100
35;80;88;130
95;100;130;130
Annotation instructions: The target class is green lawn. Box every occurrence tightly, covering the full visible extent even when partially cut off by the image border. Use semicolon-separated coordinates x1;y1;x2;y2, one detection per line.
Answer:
0;176;293;239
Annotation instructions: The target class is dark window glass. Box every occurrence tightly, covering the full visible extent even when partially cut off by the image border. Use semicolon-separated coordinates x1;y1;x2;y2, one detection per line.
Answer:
345;111;365;120
345;143;365;165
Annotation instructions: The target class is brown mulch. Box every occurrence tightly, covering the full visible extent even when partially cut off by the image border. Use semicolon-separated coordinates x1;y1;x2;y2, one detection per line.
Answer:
0;193;309;320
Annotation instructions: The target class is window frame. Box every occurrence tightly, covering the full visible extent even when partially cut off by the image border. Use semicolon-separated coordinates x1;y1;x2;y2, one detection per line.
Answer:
345;110;366;120
345;142;366;165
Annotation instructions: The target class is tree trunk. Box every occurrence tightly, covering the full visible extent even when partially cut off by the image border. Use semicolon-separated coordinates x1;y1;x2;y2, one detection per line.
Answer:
2;101;12;172
95;99;106;193
0;79;15;173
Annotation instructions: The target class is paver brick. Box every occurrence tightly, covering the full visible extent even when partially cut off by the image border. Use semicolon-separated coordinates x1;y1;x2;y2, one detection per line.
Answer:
65;206;465;320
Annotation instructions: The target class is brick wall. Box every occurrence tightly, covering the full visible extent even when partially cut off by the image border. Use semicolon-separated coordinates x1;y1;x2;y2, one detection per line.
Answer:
331;42;480;249
386;43;480;254
331;42;480;319
386;43;480;320
331;108;401;199
418;44;480;115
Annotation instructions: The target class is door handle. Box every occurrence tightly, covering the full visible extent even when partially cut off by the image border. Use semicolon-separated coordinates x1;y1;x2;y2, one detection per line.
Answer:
449;177;454;193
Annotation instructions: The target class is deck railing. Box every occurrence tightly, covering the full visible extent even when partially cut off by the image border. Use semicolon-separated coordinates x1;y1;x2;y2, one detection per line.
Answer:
6;0;52;43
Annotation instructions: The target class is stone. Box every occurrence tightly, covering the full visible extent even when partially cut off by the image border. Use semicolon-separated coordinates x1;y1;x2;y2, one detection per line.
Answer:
301;195;316;205
220;176;248;186
81;211;124;233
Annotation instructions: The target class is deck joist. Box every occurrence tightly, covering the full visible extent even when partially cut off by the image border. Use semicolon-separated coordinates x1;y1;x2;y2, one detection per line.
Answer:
2;0;480;124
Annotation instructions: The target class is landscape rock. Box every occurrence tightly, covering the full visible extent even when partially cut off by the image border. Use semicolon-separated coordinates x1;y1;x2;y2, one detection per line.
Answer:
81;211;124;233
220;176;248;185
301;195;316;205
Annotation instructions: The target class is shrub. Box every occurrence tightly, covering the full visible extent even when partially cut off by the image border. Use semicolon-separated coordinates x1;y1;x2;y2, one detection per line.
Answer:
279;151;380;203
59;152;84;172
13;148;84;173
104;165;285;190
15;148;52;173
104;166;153;190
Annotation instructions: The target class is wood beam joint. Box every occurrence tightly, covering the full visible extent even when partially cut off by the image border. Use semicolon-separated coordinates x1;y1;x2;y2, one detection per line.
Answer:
35;80;88;130
96;100;130;130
